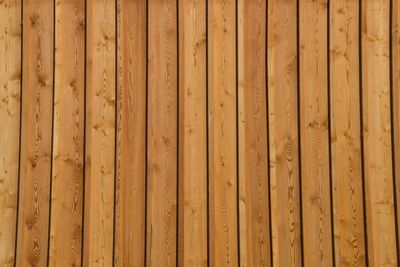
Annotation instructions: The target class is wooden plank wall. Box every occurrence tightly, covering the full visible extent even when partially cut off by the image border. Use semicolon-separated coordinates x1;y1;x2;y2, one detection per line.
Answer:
1;0;400;266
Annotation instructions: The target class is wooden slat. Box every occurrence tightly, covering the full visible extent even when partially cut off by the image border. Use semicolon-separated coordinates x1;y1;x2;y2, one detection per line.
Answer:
238;0;271;266
16;0;54;265
299;0;334;265
178;0;208;266
329;0;367;266
267;0;302;266
208;0;238;265
114;0;147;266
0;0;21;265
330;0;367;264
361;1;398;265
146;0;178;265
392;0;400;258
83;0;116;265
48;0;85;265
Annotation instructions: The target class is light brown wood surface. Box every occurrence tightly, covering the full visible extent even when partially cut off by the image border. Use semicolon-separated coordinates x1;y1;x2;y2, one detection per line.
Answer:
114;0;147;266
178;0;208;266
146;0;178;266
0;1;400;266
15;0;54;265
208;0;238;265
267;0;302;266
48;0;85;265
238;0;271;266
0;0;21;266
362;1;398;266
329;0;366;266
299;0;334;265
83;0;116;265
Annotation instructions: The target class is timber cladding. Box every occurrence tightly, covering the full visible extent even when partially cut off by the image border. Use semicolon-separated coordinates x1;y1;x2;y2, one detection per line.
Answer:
1;0;400;266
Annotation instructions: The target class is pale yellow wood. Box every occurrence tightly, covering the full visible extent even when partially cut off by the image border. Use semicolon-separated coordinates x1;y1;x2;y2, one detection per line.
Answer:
299;0;334;265
146;0;178;266
178;0;208;266
114;0;147;266
48;0;85;265
238;0;271;266
0;0;21;266
208;0;238;265
16;0;54;265
330;0;366;266
267;0;302;266
361;1;398;266
83;0;116;265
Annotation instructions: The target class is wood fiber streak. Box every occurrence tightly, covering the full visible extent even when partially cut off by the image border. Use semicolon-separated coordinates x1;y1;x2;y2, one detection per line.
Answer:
146;0;178;266
267;0;302;266
83;0;116;265
178;0;208;266
329;0;366;266
361;1;398;266
16;0;54;266
238;0;271;266
114;0;146;266
299;0;334;265
48;0;85;265
0;0;21;266
208;0;238;266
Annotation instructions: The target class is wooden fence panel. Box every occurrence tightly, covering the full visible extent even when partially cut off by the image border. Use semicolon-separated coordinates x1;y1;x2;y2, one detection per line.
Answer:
0;1;400;266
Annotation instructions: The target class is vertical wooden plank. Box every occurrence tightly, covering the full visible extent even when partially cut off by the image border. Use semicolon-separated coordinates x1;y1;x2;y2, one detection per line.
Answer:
238;0;271;266
392;0;400;258
0;0;21;265
15;0;54;265
114;0;146;266
267;0;302;266
299;0;334;265
83;0;116;265
329;0;367;266
362;1;398;266
208;0;238;265
178;0;208;266
48;0;85;265
146;0;178;266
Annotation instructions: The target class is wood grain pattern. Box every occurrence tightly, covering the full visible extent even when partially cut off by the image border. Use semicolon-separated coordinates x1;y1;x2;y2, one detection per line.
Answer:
329;0;367;266
238;0;271;266
0;0;21;266
178;0;208;266
267;0;302;266
147;0;178;266
114;0;147;266
361;1;398;266
15;0;54;265
208;0;238;266
48;0;85;265
299;0;334;265
83;0;116;265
